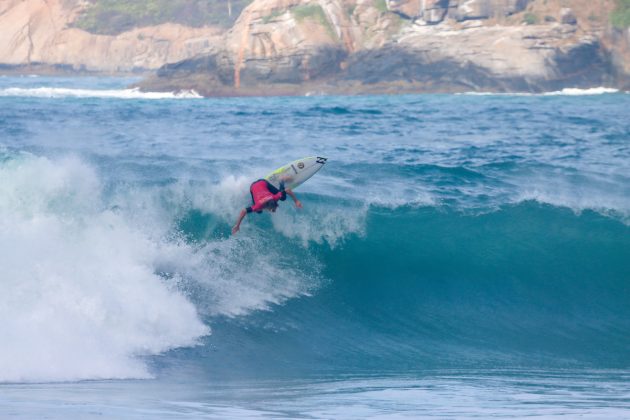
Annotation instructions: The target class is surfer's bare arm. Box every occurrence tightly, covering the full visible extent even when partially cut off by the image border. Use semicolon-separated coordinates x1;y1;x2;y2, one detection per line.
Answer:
232;208;247;235
285;188;302;208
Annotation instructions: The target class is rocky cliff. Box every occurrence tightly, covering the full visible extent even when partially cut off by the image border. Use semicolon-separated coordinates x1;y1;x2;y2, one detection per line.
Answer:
0;0;224;73
139;0;630;94
1;0;628;92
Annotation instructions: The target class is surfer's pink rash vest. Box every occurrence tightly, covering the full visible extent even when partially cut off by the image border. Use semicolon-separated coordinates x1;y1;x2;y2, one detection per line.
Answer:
247;180;284;213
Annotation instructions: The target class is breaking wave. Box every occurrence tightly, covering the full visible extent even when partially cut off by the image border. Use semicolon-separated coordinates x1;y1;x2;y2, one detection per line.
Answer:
1;81;629;383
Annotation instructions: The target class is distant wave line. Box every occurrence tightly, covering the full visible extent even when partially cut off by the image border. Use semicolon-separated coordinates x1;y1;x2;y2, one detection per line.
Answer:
0;86;202;99
459;87;620;96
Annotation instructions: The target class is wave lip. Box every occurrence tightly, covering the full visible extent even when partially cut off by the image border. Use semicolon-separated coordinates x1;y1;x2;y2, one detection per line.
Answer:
0;86;202;99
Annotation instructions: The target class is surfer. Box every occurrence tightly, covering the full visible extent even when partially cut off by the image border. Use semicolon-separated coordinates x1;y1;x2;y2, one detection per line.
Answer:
232;179;302;235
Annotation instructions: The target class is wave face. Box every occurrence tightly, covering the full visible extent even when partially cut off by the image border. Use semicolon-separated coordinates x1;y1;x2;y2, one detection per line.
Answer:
0;77;629;382
199;204;629;377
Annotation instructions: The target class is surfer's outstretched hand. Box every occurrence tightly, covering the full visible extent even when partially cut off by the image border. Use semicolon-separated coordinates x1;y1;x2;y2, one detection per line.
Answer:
285;188;302;209
232;209;247;235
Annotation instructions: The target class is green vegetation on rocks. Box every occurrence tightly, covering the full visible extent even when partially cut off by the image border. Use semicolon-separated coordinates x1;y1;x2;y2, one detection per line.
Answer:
523;12;538;25
291;4;338;41
73;0;253;35
262;9;284;24
374;0;388;14
611;0;630;28
291;4;324;21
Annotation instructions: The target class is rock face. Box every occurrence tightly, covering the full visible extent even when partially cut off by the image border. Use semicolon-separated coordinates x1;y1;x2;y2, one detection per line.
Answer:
140;0;623;95
386;0;423;19
454;0;530;21
345;26;612;91
0;0;223;72
560;8;577;25
385;0;531;24
1;0;627;93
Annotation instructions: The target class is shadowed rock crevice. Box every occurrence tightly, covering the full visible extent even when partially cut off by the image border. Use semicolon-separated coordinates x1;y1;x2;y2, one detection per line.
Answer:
547;40;615;88
141;38;616;96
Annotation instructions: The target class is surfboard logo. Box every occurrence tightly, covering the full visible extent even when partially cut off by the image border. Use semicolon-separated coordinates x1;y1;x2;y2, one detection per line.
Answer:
265;156;326;190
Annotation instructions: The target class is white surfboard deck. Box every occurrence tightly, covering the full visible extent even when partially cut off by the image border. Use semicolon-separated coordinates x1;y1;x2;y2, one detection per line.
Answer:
265;156;327;190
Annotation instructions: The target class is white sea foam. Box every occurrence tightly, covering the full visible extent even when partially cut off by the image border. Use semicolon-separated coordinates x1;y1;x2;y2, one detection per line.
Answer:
0;86;202;99
510;172;630;223
458;91;508;96
544;87;619;96
0;154;318;382
364;182;436;210
191;174;254;220
174;236;318;317
0;155;209;382
271;200;367;247
460;87;619;96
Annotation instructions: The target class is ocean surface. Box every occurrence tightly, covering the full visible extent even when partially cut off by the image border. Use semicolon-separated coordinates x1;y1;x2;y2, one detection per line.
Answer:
0;76;629;418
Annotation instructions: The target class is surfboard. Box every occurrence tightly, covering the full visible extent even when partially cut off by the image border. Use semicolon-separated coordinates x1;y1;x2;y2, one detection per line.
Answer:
265;156;327;190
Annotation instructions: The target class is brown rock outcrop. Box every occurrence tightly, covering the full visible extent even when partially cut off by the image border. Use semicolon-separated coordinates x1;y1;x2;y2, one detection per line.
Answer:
140;0;621;95
386;0;423;19
560;8;577;25
385;0;531;25
454;0;531;21
0;0;223;73
1;0;626;93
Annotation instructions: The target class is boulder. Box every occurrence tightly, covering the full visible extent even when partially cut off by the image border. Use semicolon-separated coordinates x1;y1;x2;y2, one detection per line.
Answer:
387;0;452;24
455;0;530;21
455;0;492;20
560;8;577;25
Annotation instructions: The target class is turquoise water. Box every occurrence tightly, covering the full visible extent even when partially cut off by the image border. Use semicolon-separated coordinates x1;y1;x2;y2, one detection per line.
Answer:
0;77;629;418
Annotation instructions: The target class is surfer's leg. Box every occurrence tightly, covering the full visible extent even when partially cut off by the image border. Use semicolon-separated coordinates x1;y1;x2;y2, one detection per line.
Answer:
265;180;279;194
